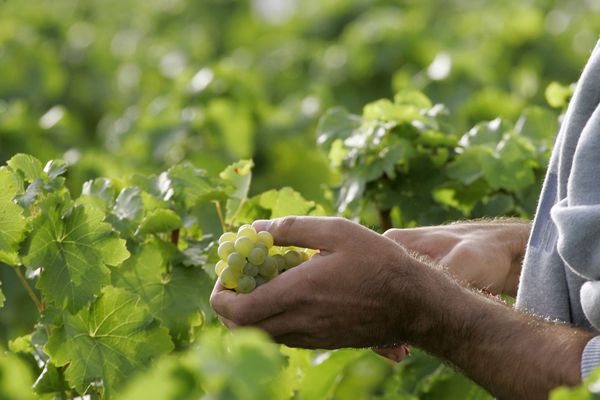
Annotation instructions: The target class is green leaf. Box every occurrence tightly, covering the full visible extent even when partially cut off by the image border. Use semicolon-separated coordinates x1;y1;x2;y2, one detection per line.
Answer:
0;350;35;400
0;167;22;202
394;90;433;108
316;107;361;150
7;154;43;182
545;81;575;109
137;209;182;235
262;187;325;218
23;196;130;312
446;148;488;185
219;160;254;224
363;99;423;123
112;242;212;344
167;163;227;207
458;119;511;148
46;286;174;398
297;349;364;399
0;169;26;266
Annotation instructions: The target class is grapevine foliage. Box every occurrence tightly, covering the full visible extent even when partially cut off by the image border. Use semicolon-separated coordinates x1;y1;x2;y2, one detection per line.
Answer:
317;91;558;227
0;154;328;398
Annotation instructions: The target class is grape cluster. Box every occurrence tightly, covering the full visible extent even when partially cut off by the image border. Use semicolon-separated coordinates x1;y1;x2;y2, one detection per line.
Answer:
215;224;310;293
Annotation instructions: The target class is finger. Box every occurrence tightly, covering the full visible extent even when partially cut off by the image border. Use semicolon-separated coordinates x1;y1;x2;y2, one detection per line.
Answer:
253;216;354;251
253;310;307;338
372;345;409;363
218;315;238;329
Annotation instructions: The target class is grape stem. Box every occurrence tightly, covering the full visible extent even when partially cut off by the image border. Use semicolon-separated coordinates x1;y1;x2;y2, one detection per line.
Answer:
171;229;180;246
14;266;44;313
214;201;229;232
379;208;392;232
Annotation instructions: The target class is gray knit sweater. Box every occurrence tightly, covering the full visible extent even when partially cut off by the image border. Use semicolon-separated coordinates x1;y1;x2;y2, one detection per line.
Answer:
515;39;600;377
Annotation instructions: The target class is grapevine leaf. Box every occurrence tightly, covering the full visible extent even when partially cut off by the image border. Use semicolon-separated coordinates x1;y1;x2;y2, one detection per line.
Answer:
82;178;116;207
46;286;174;398
137;209;182;236
23;196;130;312
112;242;212;344
316;107;361;150
0;168;26;266
219;160;254;224
0;282;4;308
0;350;35;400
263;187;326;218
0;167;22;201
7;153;43;182
297;349;364;399
167;163;227;207
446;147;487;185
43;159;68;180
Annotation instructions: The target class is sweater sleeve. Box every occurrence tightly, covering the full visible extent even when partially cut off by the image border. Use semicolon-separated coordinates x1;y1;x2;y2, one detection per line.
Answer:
581;336;600;378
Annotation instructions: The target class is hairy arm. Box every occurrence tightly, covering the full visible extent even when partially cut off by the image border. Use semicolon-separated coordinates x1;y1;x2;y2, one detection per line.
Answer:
400;257;594;399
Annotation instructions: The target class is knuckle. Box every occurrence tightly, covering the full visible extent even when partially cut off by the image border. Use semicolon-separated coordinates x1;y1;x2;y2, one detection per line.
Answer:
274;216;297;237
383;228;401;239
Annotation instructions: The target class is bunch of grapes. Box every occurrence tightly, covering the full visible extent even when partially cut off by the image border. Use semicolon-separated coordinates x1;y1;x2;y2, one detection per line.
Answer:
215;224;311;293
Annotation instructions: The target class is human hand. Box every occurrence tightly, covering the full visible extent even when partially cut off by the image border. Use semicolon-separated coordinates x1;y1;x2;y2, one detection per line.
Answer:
210;216;421;349
383;221;530;296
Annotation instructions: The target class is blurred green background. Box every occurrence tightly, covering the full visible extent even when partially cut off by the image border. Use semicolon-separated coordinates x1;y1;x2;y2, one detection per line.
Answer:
1;0;597;201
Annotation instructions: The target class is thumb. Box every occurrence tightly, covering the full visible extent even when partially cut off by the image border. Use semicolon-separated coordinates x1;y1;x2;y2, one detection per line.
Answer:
253;216;350;251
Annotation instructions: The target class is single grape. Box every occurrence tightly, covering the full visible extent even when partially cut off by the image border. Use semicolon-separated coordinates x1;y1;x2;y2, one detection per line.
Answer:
243;262;259;277
235;236;254;257
220;267;239;289
236;275;256;293
254;241;268;253
218;232;236;244
248;247;267;265
214;260;228;276
284;250;303;268
259;256;278;278
255;276;268;287
217;241;235;260
227;252;245;273
238;225;258;242
272;254;287;272
256;231;274;247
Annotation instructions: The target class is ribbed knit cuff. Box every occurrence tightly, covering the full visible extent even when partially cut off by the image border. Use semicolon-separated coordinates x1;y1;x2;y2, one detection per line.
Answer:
581;336;600;378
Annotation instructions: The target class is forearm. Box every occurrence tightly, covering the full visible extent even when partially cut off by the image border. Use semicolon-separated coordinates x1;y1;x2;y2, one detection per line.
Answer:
400;263;594;399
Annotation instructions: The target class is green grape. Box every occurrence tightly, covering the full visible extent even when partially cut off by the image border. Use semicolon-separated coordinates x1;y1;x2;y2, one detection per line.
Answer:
238;225;258;242
227;252;245;273
272;254;287;272
255;276;268;287
256;231;274;247
236;275;256;293
235;236;254;257
214;260;228;276
284;250;303;268
259;256;278;278
243;262;259;277
218;232;236;244
248;247;267;265
217;241;235;260
220;267;239;289
254;241;268;253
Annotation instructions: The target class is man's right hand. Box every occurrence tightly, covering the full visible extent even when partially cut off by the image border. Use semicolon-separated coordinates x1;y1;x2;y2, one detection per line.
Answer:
383;219;531;296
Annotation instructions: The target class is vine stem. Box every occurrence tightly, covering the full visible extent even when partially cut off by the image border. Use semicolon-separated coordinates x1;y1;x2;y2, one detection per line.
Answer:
14;267;43;313
378;208;392;232
214;201;228;233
